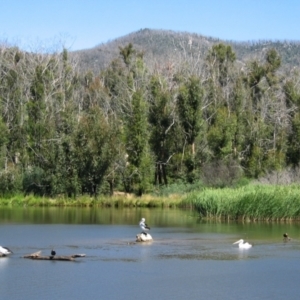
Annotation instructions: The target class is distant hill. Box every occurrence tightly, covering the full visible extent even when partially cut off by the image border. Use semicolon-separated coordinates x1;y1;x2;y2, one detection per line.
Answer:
71;28;300;74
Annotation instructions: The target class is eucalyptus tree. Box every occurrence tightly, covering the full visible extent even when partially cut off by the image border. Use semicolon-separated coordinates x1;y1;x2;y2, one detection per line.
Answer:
177;76;203;155
124;90;153;195
230;77;249;160
51;49;80;195
22;49;80;195
27;64;48;167
177;75;204;181
203;44;240;166
80;66;125;195
284;70;300;166
103;43;147;121
119;43;136;67
104;44;154;194
206;43;236;88
24;57;63;195
241;57;266;176
148;75;177;185
205;43;236;112
73;107;119;197
263;49;288;171
0;48;28;172
242;48;286;176
0;117;16;195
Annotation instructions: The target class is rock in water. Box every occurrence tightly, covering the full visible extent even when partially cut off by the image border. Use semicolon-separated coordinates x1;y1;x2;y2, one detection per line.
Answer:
136;233;153;242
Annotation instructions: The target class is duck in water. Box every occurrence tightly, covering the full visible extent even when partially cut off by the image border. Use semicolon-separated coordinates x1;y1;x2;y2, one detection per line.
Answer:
283;233;291;242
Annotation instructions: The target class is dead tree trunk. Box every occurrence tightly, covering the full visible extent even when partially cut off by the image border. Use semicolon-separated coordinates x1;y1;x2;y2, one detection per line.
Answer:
23;251;85;261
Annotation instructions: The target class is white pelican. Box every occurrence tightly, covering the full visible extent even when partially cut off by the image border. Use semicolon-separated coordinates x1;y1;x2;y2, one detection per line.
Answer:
0;246;13;255
139;218;151;235
233;239;252;249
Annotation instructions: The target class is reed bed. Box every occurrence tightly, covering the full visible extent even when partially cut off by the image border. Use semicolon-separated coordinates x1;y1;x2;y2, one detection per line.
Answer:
181;185;300;221
0;193;182;208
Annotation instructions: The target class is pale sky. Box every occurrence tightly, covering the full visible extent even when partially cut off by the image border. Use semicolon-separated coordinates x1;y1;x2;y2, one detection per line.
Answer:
0;0;299;52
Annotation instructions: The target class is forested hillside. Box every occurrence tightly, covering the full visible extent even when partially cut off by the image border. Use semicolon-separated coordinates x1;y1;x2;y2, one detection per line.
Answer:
73;29;300;74
1;29;300;198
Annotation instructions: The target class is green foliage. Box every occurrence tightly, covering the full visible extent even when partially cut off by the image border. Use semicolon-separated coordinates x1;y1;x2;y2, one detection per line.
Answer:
153;181;204;196
207;107;237;159
182;185;300;220
0;118;8;148
284;76;300;166
265;48;281;73
119;43;136;66
201;159;243;188
74;107;119;197
125;90;154;195
0;168;22;197
177;76;203;148
287;112;300;166
1;40;300;200
284;78;300;108
207;43;236;86
177;76;203;181
148;76;175;185
23;167;50;196
126;90;148;167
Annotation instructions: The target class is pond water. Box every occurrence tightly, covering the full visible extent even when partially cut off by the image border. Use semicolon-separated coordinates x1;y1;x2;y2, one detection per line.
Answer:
1;207;300;300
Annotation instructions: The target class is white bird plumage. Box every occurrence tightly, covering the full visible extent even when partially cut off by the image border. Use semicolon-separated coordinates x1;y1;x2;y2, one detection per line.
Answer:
0;246;13;255
233;239;252;249
139;218;151;235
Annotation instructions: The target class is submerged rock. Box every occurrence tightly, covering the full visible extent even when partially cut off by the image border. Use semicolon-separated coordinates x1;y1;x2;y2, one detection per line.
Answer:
136;233;153;242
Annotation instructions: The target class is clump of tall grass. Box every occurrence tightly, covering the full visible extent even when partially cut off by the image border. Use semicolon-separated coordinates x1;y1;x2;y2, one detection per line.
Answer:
181;184;300;221
0;193;183;208
152;182;205;197
102;194;182;208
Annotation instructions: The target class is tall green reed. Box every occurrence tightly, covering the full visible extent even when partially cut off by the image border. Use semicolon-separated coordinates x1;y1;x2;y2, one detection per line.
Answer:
181;185;300;221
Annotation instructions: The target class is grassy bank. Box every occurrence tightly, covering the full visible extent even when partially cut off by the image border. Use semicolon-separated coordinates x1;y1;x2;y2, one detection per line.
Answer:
1;184;300;221
0;193;183;208
181;184;300;221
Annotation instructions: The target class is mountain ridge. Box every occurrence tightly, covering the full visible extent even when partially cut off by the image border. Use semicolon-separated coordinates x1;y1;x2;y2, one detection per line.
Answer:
71;28;300;74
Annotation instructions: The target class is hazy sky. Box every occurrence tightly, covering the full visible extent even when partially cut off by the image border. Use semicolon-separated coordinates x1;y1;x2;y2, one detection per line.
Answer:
1;0;299;51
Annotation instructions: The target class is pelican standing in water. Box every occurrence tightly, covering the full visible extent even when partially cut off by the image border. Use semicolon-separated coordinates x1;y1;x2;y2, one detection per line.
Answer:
0;246;13;256
139;218;151;235
233;239;252;249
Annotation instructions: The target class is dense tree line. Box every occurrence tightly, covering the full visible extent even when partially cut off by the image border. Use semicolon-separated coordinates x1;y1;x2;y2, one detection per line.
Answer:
0;43;299;197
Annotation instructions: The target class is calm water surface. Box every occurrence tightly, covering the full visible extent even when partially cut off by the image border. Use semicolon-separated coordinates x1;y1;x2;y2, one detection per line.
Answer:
1;207;300;300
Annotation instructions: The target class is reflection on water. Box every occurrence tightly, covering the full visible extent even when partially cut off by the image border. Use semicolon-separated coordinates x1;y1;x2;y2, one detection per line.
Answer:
1;206;300;239
0;206;199;225
1;207;300;300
